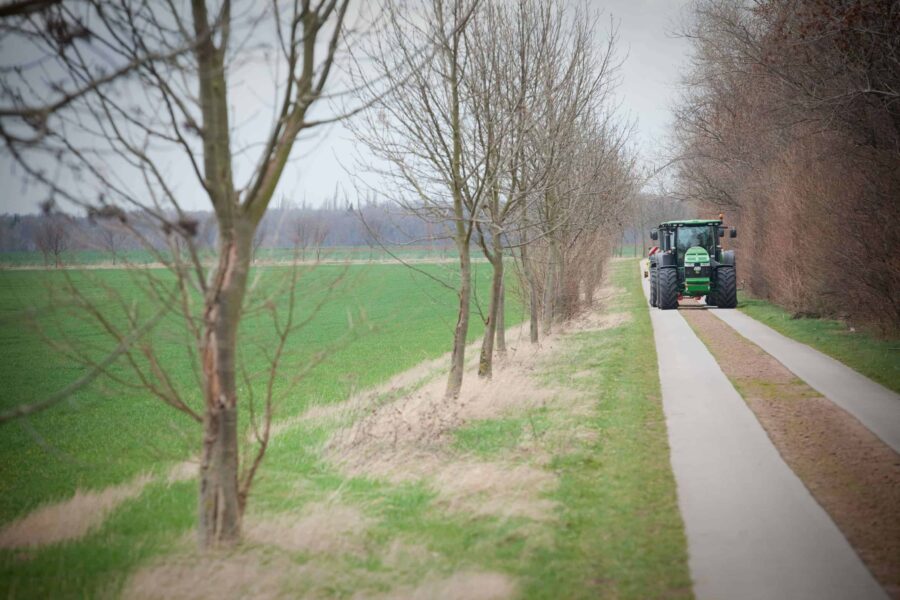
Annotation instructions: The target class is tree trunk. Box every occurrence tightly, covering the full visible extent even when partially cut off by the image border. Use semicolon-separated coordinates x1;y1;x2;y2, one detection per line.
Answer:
521;244;539;345
478;243;503;378
446;239;471;398
529;281;539;344
496;279;506;354
554;246;567;319
444;24;469;400
541;257;555;335
198;224;252;548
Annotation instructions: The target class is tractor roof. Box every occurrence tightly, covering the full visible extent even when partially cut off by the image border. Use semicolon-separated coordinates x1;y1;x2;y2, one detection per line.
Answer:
658;219;722;227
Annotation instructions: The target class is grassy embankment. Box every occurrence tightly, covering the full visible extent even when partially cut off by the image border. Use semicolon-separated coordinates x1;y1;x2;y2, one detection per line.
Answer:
0;259;690;598
738;294;900;394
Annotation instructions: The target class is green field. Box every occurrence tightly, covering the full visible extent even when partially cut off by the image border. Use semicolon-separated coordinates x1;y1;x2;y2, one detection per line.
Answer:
738;294;900;394
0;260;690;598
0;261;513;521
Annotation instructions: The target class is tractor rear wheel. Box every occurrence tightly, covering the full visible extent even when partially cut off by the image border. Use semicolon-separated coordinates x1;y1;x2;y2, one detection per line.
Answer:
658;268;679;310
715;266;737;308
649;268;658;306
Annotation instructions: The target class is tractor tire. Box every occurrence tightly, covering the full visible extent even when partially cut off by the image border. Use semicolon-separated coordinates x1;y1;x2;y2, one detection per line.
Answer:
706;289;716;307
657;268;679;310
649;268;658;307
715;266;737;308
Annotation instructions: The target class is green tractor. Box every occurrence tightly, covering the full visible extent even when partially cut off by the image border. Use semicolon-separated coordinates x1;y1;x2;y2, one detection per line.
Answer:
648;219;737;310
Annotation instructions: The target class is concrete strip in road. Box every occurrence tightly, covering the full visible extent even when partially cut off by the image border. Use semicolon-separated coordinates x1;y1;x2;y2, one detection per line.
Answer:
709;308;900;454
641;273;885;600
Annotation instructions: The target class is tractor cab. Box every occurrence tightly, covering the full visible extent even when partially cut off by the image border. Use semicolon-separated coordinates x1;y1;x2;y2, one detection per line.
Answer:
648;219;737;310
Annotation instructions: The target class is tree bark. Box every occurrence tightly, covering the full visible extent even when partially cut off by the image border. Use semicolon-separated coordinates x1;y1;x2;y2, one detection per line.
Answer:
443;13;470;400
541;255;555;335
446;237;471;398
198;224;252;547
529;281;539;344
496;279;506;354
520;238;539;345
478;236;503;378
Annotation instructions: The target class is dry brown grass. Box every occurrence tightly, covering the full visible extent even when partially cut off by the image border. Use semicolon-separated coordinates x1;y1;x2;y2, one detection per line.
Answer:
320;304;623;526
123;551;291;600
567;310;630;333
432;460;557;521
372;570;516;600
243;501;372;555
324;342;574;484
166;460;197;484
0;474;152;550
127;555;514;600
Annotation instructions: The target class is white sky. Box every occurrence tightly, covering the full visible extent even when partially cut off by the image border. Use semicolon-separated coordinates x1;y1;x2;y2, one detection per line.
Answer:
0;0;691;215
605;0;691;167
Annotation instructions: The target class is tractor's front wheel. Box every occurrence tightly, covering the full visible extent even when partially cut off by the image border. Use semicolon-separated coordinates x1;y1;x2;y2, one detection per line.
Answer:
715;266;737;308
658;268;679;310
649;268;658;307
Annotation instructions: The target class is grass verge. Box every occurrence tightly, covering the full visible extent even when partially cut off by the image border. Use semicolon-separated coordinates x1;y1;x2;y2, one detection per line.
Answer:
521;260;690;598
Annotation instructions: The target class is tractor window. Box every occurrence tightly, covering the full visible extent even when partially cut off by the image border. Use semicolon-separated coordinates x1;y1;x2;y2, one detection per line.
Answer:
676;226;713;260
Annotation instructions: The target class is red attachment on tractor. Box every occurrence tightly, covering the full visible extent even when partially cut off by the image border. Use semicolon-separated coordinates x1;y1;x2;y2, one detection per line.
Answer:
649;246;659;257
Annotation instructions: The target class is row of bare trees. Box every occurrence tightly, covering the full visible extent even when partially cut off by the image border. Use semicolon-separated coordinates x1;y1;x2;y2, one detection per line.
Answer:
673;0;900;333
619;193;695;257
353;0;637;397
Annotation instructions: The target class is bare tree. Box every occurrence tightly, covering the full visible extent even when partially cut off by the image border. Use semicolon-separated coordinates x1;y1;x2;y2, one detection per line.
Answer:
34;214;69;267
353;0;635;388
352;0;483;399
94;220;128;264
504;10;634;339
0;0;363;547
292;214;330;262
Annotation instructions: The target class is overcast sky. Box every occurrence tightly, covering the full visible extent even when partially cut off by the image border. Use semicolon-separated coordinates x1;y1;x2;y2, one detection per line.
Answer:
0;0;691;215
290;0;693;206
607;0;691;164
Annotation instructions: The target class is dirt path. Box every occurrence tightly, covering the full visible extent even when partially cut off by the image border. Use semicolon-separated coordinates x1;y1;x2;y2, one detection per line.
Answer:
641;271;886;600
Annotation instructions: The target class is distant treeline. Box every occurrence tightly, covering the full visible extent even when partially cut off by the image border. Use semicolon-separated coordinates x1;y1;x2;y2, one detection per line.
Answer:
0;202;455;259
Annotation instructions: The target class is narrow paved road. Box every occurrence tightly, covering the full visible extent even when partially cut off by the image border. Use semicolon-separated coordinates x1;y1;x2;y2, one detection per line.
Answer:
641;270;886;600
710;309;900;453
